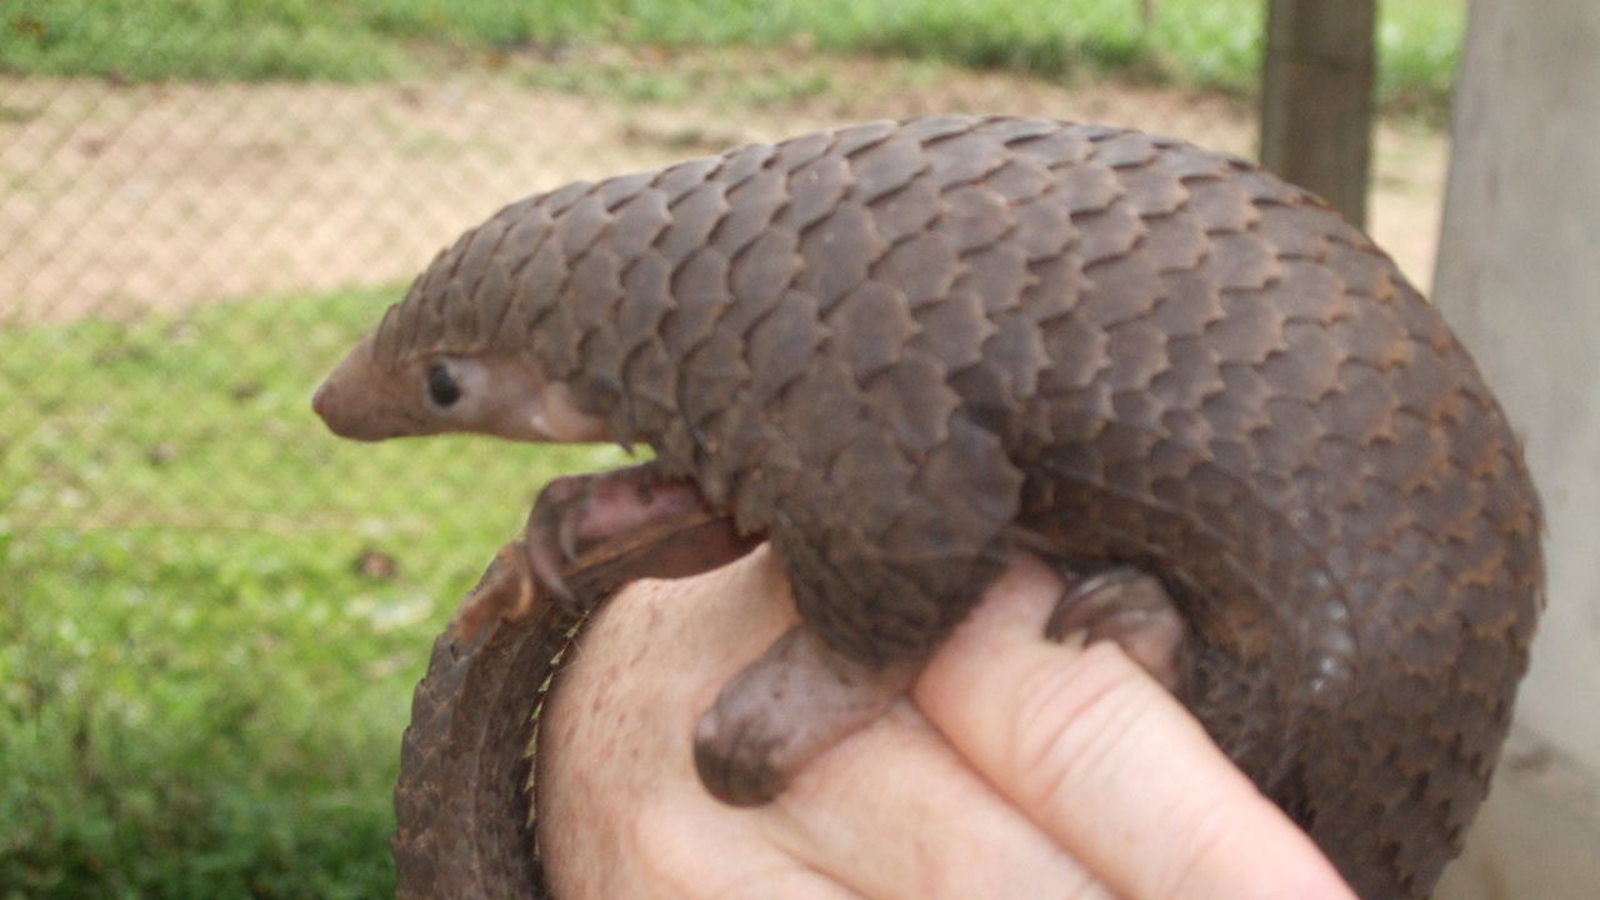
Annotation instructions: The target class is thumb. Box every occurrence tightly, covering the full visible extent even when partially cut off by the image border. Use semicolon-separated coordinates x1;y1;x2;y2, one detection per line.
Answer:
912;554;1354;900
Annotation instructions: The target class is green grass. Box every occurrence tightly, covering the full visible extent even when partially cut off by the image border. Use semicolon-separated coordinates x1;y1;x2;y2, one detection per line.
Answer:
1378;0;1470;117
0;289;625;897
0;0;1467;117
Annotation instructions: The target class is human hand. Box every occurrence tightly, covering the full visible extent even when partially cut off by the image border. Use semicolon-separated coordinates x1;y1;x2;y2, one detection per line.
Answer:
536;546;1354;899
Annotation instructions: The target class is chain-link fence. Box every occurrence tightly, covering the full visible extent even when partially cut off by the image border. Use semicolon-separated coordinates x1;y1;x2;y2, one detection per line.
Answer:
1;3;1464;894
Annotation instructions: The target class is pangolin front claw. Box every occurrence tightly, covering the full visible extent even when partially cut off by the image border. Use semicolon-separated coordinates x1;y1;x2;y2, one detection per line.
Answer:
1044;565;1185;689
524;464;720;614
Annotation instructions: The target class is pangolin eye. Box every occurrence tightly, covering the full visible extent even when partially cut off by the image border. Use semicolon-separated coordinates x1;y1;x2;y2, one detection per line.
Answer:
427;363;461;408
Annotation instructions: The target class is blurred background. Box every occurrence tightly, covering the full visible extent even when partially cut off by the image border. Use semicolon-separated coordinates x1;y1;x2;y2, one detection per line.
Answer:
2;1;1593;897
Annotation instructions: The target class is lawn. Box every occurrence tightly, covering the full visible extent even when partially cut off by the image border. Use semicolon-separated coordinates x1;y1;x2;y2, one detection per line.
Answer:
1;0;1466;117
0;289;626;896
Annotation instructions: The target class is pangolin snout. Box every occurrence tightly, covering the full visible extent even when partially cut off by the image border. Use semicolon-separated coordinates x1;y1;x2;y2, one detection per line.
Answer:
310;380;333;421
310;378;393;441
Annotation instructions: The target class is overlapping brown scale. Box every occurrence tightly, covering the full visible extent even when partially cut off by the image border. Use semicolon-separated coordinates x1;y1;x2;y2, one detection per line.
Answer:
869;232;960;308
387;244;451;356
1140;211;1211;278
796;204;884;317
832;120;898;158
1078;249;1166;330
486;200;556;328
565;247;628;392
769;356;867;469
898;414;1020;553
658;247;730;357
920;128;1011;190
553;192;614;261
845;133;929;205
1116;164;1191;219
825;427;918;537
909;287;994;374
614;343;677;442
897;113;984;145
439;216;509;338
1260;323;1344;402
603;187;672;258
692;396;773;510
827;280;920;383
1085;128;1165;169
955;242;1031;316
864;177;944;247
1251;399;1326;473
614;252;675;366
1152;142;1239;180
1230;163;1311;207
728;443;802;535
1004;125;1096;171
511;235;575;372
1252;201;1347;261
1203;291;1289;368
711;168;788;259
653;156;724;205
1198;363;1276;435
1369;409;1452;494
947;314;1050;426
721;231;800;334
981;156;1056;205
535;178;595;218
716;142;778;192
1007;194;1077;262
783;521;950;660
778;153;851;234
1102;321;1173;401
1393;343;1469;419
743;288;824;407
677;329;750;452
467;253;515;349
1323;378;1398;463
864;352;962;457
939;183;1015;253
1178;174;1261;232
973;115;1061;145
654;177;730;264
527;293;582;385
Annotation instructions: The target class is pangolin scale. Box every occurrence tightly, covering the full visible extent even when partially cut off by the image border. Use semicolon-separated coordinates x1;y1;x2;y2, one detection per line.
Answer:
364;115;1541;897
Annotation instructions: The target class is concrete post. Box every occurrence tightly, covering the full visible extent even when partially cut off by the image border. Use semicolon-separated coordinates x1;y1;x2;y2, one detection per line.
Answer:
1432;1;1600;896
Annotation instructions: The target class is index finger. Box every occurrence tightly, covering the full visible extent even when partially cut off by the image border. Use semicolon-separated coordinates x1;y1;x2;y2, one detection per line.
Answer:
913;554;1356;900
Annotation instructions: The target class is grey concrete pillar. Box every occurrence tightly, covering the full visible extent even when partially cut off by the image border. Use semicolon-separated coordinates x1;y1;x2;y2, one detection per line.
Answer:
1431;1;1600;896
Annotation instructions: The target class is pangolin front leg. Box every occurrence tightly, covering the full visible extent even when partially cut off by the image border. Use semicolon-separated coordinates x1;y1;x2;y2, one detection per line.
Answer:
520;464;713;609
448;463;743;642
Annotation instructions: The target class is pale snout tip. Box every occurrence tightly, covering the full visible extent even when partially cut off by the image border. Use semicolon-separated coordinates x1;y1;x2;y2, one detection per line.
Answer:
310;380;332;422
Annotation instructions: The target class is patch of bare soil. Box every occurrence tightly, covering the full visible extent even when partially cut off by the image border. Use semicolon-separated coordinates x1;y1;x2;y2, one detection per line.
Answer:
0;46;1448;323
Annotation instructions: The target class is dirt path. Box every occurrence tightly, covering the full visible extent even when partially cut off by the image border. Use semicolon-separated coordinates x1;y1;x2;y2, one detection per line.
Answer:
0;47;1449;323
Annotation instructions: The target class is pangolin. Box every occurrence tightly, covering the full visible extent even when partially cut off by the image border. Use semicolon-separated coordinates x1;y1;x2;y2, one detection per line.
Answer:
312;115;1543;898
